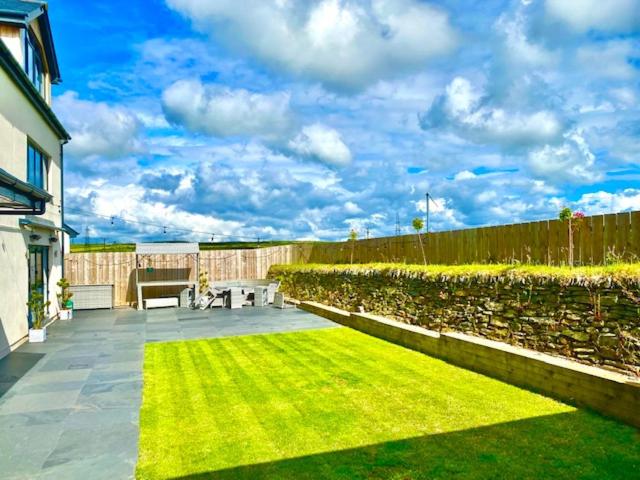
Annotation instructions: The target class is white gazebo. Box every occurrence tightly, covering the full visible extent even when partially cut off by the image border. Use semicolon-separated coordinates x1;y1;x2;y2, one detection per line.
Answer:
135;242;200;310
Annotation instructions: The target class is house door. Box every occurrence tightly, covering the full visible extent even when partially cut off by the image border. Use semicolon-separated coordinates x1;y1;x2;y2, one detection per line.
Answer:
28;245;49;326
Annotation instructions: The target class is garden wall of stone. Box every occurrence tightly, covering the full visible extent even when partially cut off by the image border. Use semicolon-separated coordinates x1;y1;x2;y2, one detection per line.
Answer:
269;265;640;376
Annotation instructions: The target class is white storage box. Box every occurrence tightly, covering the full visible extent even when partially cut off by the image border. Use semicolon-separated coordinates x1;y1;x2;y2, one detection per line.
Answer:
69;285;114;310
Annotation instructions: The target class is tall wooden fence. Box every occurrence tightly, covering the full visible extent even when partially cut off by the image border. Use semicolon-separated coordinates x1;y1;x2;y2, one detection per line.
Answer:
65;211;640;307
298;210;640;266
64;246;297;307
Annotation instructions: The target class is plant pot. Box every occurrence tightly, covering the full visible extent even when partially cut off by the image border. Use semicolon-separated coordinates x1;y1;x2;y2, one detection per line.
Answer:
59;309;73;320
29;327;47;343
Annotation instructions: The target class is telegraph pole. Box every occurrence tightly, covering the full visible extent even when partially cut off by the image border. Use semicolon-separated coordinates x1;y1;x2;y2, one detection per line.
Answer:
425;193;430;234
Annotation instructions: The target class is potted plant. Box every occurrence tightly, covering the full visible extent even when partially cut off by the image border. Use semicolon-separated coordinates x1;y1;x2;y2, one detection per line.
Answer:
27;290;50;343
57;278;74;320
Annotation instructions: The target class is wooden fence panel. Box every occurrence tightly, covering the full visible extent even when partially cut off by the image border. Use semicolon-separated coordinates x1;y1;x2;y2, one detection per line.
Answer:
591;215;605;265
65;246;301;308
631;211;640;261
66;210;640;305
615;212;631;261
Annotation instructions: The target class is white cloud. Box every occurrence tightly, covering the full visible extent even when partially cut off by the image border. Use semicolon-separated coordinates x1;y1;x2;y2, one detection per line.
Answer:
420;77;564;147
344;201;362;214
55;92;142;158
576;41;638;80
288;123;352;167
162;79;292;138
66;181;243;240
453;170;477;181
545;0;640;32
495;10;557;68
574;189;640;214
528;130;602;184
609;88;637;108
165;0;458;91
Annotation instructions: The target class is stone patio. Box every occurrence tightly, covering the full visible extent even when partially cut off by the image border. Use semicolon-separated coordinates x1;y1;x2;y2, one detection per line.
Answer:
0;306;336;480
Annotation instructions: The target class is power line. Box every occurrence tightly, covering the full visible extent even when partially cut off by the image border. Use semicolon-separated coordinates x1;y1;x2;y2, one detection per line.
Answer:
65;206;263;242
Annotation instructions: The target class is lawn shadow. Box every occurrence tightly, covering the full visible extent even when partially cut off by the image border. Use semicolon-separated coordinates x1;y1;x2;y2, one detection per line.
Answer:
166;410;639;480
0;351;45;399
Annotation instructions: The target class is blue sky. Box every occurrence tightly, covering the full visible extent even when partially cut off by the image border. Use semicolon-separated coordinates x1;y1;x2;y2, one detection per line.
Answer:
49;0;640;242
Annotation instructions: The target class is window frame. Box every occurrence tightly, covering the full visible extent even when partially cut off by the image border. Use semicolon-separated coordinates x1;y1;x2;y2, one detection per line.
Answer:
27;141;49;191
23;29;44;94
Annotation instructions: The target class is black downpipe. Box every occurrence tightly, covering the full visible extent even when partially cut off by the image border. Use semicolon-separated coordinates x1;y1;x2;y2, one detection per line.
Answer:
60;141;65;277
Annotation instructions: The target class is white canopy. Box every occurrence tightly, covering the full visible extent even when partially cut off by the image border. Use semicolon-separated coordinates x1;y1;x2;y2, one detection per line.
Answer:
135;242;200;255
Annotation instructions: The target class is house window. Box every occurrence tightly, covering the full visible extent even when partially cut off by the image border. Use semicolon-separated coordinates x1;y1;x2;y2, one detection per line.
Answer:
24;31;44;94
27;142;48;190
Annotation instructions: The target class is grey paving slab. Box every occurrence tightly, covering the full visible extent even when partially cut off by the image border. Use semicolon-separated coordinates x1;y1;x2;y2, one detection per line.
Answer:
0;304;336;479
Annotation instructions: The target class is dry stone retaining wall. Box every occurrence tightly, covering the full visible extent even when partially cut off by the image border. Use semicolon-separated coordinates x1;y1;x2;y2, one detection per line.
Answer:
270;266;640;375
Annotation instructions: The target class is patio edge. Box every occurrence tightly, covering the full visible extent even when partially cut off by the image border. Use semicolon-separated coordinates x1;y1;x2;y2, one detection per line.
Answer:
299;301;640;429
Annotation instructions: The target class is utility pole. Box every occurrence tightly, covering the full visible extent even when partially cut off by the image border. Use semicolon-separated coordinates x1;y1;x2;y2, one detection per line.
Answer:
366;226;370;239
425;192;430;234
395;212;401;236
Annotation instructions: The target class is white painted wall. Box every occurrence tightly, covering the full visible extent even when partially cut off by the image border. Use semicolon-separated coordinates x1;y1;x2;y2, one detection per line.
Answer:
0;50;64;359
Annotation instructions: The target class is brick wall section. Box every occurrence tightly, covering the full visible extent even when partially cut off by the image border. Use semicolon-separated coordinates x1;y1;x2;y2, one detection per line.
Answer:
271;268;640;375
299;301;640;428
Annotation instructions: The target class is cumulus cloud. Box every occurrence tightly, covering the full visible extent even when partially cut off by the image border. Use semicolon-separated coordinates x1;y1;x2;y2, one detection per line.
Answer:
288;123;353;167
495;10;557;68
162;79;292;138
545;0;640;32
65;180;243;241
574;189;640;213
55;92;142;158
420;77;564;148
165;0;458;91
528;130;602;184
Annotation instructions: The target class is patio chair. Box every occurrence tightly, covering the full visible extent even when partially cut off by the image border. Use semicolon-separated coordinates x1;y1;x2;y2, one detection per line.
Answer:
193;287;222;310
273;292;294;309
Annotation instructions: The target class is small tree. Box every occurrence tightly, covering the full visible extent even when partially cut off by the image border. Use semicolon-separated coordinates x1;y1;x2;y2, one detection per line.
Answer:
348;229;358;264
412;217;427;265
559;208;585;267
56;278;73;309
27;290;50;330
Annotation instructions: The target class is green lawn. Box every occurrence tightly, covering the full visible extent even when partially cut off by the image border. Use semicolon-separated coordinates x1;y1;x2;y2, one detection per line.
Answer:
136;328;639;480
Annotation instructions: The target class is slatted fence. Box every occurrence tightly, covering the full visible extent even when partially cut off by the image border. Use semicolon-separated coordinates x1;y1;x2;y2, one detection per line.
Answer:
64;246;297;307
64;211;640;307
299;211;640;266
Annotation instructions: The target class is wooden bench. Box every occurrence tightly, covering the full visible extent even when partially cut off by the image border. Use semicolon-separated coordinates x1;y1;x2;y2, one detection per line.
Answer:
144;297;179;309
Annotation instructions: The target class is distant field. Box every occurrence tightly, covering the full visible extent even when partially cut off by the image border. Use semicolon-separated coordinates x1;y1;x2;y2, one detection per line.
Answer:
69;241;306;253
